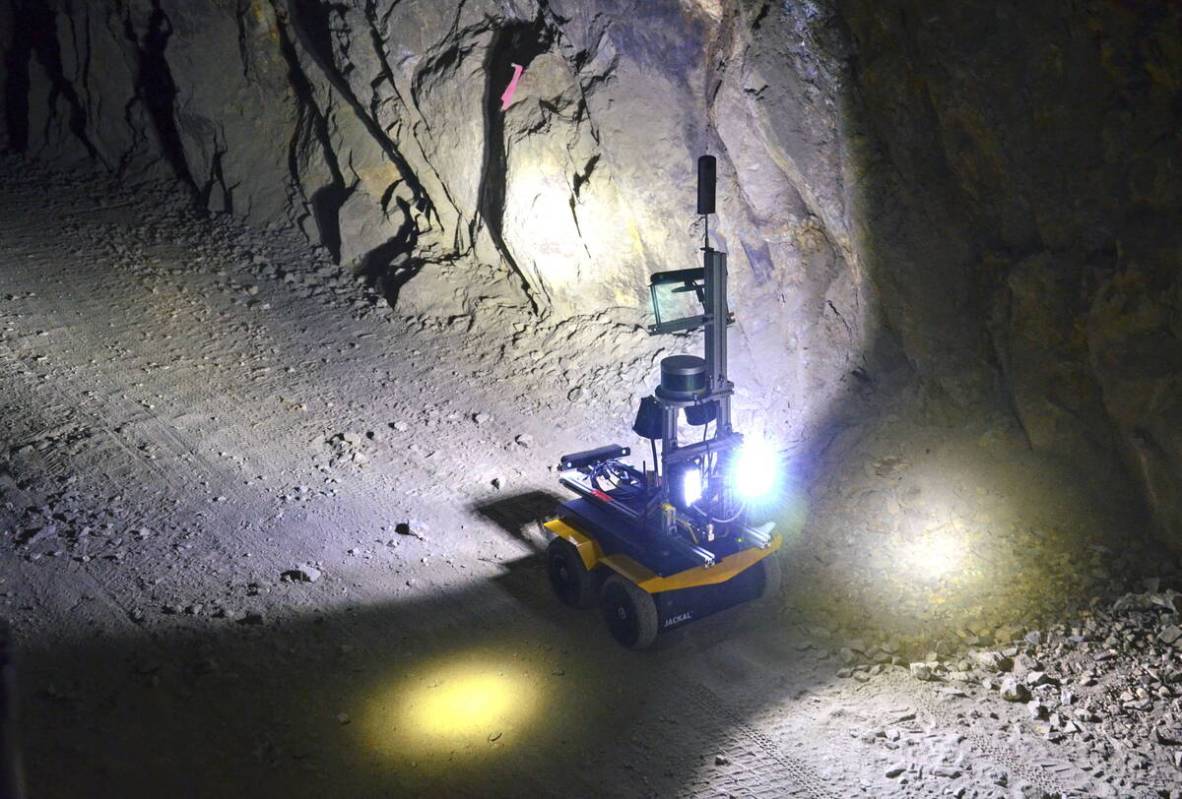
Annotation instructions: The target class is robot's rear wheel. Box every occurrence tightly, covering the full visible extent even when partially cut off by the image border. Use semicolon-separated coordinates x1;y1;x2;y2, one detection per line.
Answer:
546;537;599;609
600;574;659;649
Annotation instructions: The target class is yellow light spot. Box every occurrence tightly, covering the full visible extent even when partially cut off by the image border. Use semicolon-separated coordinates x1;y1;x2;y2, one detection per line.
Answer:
413;672;516;737
361;652;542;759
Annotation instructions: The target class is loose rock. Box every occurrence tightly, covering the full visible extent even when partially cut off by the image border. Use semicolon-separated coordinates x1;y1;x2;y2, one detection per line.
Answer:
999;676;1030;702
282;564;322;583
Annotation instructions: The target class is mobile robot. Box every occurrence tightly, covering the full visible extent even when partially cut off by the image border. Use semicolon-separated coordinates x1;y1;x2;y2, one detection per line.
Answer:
545;155;783;649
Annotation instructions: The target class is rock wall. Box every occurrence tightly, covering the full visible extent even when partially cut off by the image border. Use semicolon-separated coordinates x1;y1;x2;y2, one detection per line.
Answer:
0;0;872;466
834;0;1182;547
2;0;1180;550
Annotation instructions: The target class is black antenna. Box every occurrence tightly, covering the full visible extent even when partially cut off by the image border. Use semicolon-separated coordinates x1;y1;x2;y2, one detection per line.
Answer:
697;155;716;250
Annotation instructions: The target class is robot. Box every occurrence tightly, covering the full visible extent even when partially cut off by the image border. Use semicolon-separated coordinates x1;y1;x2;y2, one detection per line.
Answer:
545;156;782;648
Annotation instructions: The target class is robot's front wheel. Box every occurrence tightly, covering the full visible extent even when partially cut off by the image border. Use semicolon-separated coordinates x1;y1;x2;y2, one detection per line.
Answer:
546;538;599;609
600;574;659;649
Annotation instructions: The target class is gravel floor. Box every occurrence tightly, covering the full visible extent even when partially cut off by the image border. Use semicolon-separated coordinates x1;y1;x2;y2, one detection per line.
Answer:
2;157;1181;798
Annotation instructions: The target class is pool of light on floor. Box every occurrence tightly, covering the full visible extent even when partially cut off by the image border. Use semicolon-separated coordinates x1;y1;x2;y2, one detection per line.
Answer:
361;650;543;758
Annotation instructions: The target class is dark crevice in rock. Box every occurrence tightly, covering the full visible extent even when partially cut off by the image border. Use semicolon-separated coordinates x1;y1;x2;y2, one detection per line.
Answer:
75;6;94;131
311;183;350;260
567;153;599;258
273;9;351;262
358;196;423;307
234;0;253;81
123;1;195;189
751;2;770;31
4;0;96;157
378;179;400;217
197;128;235;214
362;0;467;252
286;0;434;221
477;16;555;314
571;153;599;200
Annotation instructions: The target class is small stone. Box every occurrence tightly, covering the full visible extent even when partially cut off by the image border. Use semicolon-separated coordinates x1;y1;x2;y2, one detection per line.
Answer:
909;662;935;681
515;433;534;448
999;676;1029;702
1012;653;1041;676
972;650;1013;672
488;731;502;743
473;412;490;425
1158;625;1182;645
282;564;322;583
491;477;504;490
336;712;351;725
714;754;729;766
885;764;906;778
1025;671;1055;687
567;386;584;402
1154;724;1182;745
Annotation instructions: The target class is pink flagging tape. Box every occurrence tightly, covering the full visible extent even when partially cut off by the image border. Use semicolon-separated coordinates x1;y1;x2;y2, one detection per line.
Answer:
500;63;524;110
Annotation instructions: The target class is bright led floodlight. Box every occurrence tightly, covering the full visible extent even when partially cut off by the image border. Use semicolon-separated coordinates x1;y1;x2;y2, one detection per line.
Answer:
731;439;779;501
682;467;703;506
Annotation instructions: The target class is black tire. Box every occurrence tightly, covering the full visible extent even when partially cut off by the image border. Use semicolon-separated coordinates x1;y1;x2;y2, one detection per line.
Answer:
758;554;783;602
600;574;659;649
546;538;599;609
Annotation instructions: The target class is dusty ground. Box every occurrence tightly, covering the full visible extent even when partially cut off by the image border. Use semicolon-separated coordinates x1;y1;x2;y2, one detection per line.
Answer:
2;157;1182;798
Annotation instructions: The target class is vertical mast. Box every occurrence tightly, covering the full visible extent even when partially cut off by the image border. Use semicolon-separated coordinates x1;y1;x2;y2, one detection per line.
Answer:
697;155;731;435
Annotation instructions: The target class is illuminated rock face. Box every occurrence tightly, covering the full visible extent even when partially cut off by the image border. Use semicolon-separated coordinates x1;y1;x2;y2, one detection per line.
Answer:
1;1;1180;548
832;0;1182;549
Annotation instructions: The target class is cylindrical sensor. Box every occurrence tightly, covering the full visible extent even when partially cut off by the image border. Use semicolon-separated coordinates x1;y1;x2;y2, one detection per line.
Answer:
697;155;716;215
657;355;707;400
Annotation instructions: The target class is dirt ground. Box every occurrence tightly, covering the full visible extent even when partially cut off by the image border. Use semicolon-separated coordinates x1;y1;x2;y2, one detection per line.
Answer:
2;157;1181;798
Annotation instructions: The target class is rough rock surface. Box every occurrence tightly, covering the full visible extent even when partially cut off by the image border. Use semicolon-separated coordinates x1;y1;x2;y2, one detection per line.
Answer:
2;0;1181;551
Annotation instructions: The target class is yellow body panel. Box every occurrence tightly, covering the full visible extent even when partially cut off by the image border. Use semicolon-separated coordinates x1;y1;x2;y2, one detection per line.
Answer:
543;518;604;570
544;518;782;594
